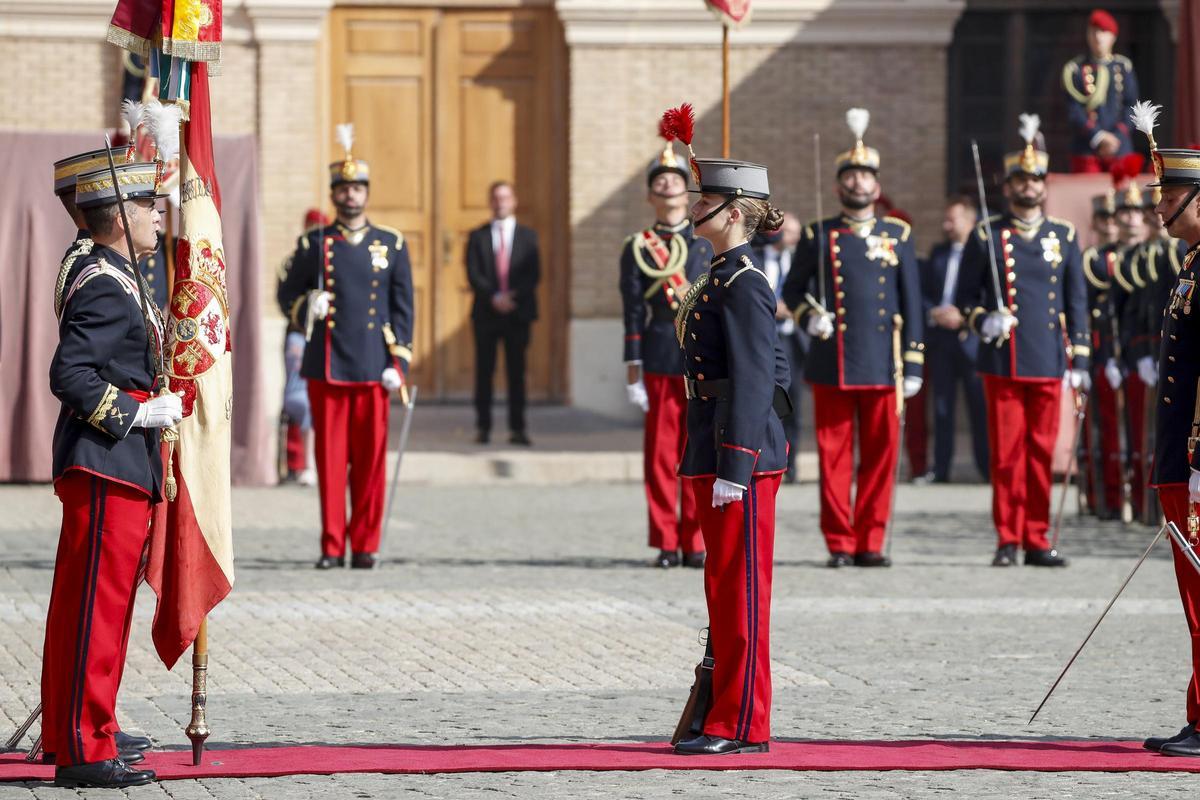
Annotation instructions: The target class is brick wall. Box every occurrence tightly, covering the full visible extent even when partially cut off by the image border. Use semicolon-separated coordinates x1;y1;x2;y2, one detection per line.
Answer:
568;42;949;319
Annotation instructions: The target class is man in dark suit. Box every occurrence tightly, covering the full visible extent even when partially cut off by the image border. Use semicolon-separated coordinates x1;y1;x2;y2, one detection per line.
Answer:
922;195;989;483
467;181;541;445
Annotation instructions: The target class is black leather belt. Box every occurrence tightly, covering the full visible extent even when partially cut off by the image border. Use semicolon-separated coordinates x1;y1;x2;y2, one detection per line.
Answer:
684;378;793;419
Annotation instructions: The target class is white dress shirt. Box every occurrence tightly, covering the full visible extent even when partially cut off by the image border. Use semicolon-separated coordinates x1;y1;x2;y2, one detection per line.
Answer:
940;241;964;308
490;216;516;261
762;244;795;335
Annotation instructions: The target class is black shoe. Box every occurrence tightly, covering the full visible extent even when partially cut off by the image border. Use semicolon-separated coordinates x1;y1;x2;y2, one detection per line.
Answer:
475;430;490;444
674;734;769;756
54;758;156;788
854;552;892;568
1145;722;1196;752
992;544;1017;567
351;552;379;569
827;552;853;568
1161;731;1200;757
315;555;344;570
653;549;680;568
114;731;152;751
510;431;533;446
1025;548;1068;567
682;552;706;569
43;748;144;766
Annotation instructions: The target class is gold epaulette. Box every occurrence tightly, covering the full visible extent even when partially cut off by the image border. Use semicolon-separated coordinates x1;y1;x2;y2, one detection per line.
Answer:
276;253;294;284
54;237;95;318
882;216;912;242
975;215;1003;242
1047;216;1077;243
372;223;406;249
1114;54;1134;69
1110;251;1135;293
726;255;769;288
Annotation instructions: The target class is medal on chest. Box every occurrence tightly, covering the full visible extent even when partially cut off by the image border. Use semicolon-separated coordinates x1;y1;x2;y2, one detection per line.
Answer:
1174;278;1195;315
369;242;390;272
864;232;899;266
1040;234;1062;266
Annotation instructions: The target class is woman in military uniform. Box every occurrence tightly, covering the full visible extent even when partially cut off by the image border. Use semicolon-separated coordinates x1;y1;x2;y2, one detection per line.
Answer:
665;105;790;755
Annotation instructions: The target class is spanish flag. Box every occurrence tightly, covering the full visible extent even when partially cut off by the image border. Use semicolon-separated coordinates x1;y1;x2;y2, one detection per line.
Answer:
147;62;234;669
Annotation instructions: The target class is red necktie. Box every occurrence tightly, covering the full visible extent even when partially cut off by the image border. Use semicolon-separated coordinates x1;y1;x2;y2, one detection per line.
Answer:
496;225;510;293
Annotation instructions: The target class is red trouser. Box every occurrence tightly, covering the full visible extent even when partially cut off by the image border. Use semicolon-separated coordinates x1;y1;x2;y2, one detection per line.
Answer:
1091;376;1123;513
1125;374;1147;517
308;381;389;557
691;474;781;743
286;423;306;472
643;373;702;553
983;376;1061;549
42;471;151;767
812;385;899;555
1159;486;1200;722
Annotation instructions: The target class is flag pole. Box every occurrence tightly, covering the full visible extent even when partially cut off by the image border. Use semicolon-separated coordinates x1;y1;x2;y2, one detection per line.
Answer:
185;617;210;765
721;22;730;158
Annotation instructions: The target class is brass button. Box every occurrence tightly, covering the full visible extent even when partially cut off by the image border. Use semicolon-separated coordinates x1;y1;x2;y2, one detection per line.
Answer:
877;325;886;332
878;308;886;316
368;308;377;316
1048;323;1055;329
372;280;379;287
697;373;705;380
1008;288;1017;297
834;260;843;267
878;292;885;300
1049;308;1056;315
837;308;847;316
328;306;336;314
838;323;848;332
1050;276;1058;283
1172;334;1178;341
370;293;377;300
1092;309;1100;318
702;294;709;302
1169;376;1176;383
666;287;675;296
837;291;846;299
833;246;841;254
837;276;845;284
1048;292;1056;300
690;333;697;340
1005;258;1015;267
1011;304;1019;311
1170;356;1176;362
694;356;701;362
712;278;720;286
1165;396;1173;404
671;302;679;310
327;278;335;286
368;322;375;330
878;276;886;284
1007;272;1017;281
328;320;336;328
694;312;701;320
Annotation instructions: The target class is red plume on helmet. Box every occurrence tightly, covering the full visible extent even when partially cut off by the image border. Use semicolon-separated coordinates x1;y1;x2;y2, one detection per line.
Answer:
1108;152;1144;186
660;104;701;186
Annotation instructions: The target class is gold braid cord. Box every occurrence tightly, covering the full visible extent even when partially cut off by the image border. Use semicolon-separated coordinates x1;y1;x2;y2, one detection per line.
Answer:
1062;60;1110;111
54;238;95;319
674;272;709;348
633;232;688;280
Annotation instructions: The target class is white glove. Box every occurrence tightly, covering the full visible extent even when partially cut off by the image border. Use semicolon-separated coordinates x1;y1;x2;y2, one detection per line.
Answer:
381;367;403;392
133;392;183;429
625;380;649;412
1104;358;1123;390
1191;469;1200;504
902;376;923;399
712;478;745;508
806;312;835;340
309;290;332;320
1067;368;1092;393
1137;356;1158;387
980;311;1017;341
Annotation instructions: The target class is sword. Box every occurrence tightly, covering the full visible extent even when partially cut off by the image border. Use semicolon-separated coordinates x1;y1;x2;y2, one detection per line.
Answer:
1050;389;1087;551
380;385;418;556
1029;521;1199;724
970;140;1012;348
885;314;905;559
813;132;829;320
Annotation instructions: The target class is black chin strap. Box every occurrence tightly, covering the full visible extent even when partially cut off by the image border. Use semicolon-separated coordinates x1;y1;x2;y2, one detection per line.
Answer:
1164;185;1200;229
693;195;738;230
650;190;688;200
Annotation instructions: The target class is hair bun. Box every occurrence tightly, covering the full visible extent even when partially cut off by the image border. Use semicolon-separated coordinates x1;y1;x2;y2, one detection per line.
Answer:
758;204;785;233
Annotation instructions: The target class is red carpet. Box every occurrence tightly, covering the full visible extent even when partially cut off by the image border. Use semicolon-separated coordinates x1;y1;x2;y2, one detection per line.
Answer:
4;740;1200;781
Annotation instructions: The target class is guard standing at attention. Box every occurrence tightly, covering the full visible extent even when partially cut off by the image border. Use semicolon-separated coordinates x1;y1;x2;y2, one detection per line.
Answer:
782;108;925;568
663;104;791;756
620;125;712;569
277;123;415;570
955;114;1091;568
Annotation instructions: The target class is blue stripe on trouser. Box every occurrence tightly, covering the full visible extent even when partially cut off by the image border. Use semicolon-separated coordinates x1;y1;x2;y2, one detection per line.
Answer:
734;481;759;741
68;477;106;764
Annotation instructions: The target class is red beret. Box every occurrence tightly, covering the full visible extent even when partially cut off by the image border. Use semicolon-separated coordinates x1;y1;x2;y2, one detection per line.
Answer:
1089;9;1118;35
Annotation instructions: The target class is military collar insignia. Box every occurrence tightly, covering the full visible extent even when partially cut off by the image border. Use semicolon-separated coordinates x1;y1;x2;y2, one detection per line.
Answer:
336;222;370;246
654;219;690;234
840;214;876;238
1008;213;1044;241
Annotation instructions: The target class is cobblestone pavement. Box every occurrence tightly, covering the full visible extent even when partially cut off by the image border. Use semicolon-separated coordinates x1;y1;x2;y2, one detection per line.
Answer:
1;481;1197;798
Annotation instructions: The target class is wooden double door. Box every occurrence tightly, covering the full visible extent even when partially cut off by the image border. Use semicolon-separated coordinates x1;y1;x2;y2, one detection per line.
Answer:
326;7;568;400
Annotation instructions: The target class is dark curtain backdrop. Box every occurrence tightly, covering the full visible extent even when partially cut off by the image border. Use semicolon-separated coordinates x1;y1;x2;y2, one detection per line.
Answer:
0;130;273;486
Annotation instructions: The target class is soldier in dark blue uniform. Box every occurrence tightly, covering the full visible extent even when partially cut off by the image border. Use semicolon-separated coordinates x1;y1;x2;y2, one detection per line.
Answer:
663;104;789;755
782;108;924;567
955;114;1091;567
1128;105;1200;755
1062;9;1140;173
620;132;712;568
42;160;179;789
277;124;414;570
